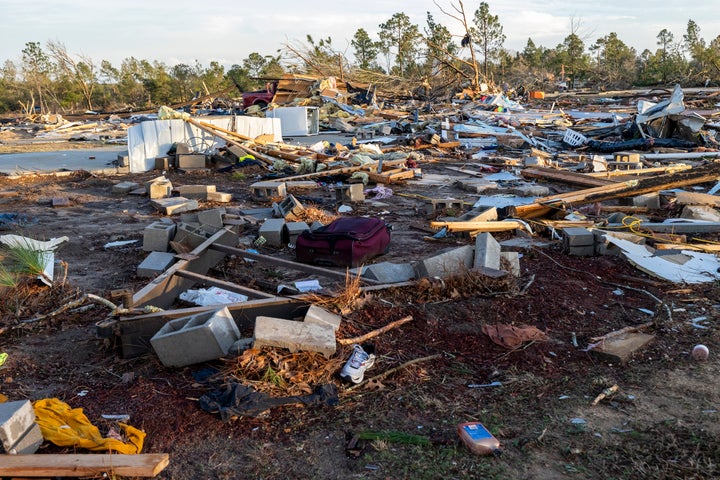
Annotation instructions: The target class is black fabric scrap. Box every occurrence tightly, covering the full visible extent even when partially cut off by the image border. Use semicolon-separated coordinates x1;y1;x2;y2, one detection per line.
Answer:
199;382;339;421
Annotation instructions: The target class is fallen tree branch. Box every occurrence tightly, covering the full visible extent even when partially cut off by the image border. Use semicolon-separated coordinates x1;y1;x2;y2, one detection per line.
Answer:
338;316;413;345
22;293;125;324
347;353;442;391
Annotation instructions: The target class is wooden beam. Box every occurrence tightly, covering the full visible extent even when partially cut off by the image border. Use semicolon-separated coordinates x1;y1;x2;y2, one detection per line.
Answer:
209;243;379;284
278;158;409;182
521;167;618;188
514;161;720;219
184;118;276;166
172;270;276;299
430;219;526;233
132;227;237;310
0;453;169;477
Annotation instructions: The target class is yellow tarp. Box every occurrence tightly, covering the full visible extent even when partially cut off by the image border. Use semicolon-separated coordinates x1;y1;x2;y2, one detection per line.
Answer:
33;398;145;454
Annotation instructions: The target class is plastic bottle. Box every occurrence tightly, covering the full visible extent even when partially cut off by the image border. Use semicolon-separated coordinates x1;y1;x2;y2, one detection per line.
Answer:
457;422;501;456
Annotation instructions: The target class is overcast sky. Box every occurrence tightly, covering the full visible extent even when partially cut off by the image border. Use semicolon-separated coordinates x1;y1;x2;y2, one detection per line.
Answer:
1;0;718;69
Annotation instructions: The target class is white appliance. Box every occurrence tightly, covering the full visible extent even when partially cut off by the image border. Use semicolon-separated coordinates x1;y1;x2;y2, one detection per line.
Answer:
267;106;320;136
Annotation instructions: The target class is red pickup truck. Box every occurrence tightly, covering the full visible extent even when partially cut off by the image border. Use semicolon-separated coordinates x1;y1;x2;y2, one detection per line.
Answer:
242;81;278;110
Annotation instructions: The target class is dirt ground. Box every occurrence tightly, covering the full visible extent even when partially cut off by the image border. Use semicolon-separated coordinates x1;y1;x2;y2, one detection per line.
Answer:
1;140;719;480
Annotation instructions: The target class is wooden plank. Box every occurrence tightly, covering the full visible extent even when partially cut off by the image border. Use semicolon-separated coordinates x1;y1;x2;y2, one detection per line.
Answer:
0;453;169;477
278;158;408;182
674;190;720;207
430;220;526;233
132;227;237;310
172;270;276;299
521;167;617;188
514;162;720;219
209;244;379;284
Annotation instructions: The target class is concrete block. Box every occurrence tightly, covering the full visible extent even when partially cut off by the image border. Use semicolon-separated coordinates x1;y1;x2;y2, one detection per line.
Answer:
176;184;217;199
155;156;172;170
273;194;305;220
614;152;641;163
0;400;36;452
500;251;521;276
457;179;499;194
681;205;720;222
117;154;129;167
143;221;177;252
197;208;225;232
425;198;465;215
633;192;661;209
176;153;206;169
253;316;336;358
335;184;365;203
524;156;547;167
151;197;199;215
111;181;139;194
284;221;310;246
174;142;191;155
511;183;550;197
251;181;287;199
594;230;646;256
415;245;474;279
310;221;325;231
5;422;43;454
563;227;594;247
474;232;501;270
240;207;275;221
150;306;241;367
148;180;173;199
173;222;209;250
179;213;199;224
258;218;286;247
208;191;232;203
286;181;321;193
360;262;415;283
137;251;176;277
568;245;596;257
303;305;341;332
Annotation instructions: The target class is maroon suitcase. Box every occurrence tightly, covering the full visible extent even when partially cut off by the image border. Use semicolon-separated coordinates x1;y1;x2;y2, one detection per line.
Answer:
295;217;391;267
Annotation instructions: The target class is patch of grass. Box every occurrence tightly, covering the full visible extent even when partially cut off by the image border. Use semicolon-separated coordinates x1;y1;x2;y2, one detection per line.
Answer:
357;430;431;446
261;366;287;388
0;263;18;288
231;171;246;181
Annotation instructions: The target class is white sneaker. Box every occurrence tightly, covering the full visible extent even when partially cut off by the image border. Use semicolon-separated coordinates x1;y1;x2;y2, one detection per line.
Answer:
340;344;376;384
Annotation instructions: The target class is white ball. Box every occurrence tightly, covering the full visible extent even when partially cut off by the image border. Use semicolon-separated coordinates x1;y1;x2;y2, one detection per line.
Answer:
692;344;709;361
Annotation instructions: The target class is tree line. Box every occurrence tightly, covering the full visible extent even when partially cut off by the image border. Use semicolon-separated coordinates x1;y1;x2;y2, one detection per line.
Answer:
1;1;719;116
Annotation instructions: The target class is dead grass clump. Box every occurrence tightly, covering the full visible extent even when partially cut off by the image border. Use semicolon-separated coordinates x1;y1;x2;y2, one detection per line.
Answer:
221;347;344;397
294;205;337;225
303;269;363;315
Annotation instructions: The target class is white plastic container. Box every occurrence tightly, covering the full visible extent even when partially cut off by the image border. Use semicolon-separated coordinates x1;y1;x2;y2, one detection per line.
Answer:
457;422;501;456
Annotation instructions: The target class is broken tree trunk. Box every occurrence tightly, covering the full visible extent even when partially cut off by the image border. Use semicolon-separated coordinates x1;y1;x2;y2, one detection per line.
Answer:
184;118;277;166
514;161;720;219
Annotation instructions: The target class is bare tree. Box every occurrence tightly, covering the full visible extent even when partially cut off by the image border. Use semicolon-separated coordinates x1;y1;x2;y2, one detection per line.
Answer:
434;0;481;90
47;40;97;111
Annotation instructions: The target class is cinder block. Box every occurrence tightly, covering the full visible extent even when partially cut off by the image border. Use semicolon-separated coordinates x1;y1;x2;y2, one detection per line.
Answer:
143;221;177;252
457;179;499;194
253;316;336;358
568;245;596;257
258;218;286;247
474;232;501;270
150;306;241;367
335;184;365;203
303;305;341;332
594;230;646;256
176;184;217;199
415;245;475;279
511;183;550;197
151;197;199;215
500;251;521;276
173;222;209;250
0;400;36;452
111;181;139;194
208;191;232;203
155;156;172;170
284;221;310;246
150;179;173;199
52;197;70;208
176;154;206;169
174;143;191;155
117;154;129;167
137;251;176;277
273;194;305;220
197;208;225;233
614;152;641;163
5;422;43;454
563;227;594;247
251;181;287;199
359;262;415;283
633;192;660;209
425;198;465;215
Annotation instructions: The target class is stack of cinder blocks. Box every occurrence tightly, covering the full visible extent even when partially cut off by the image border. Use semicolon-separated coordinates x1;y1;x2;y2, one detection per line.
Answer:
0;400;43;454
563;227;595;256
